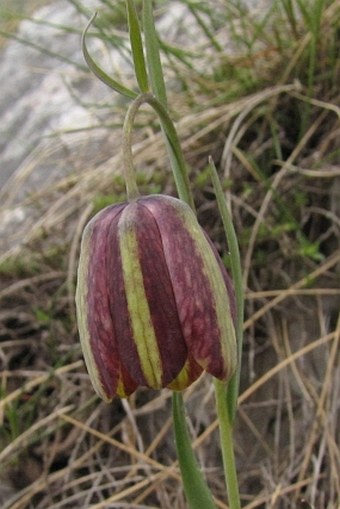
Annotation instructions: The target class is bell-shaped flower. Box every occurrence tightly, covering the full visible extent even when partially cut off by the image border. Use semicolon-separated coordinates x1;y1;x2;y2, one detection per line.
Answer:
76;195;237;402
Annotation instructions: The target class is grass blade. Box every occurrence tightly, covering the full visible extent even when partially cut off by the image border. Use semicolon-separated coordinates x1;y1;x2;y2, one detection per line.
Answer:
142;0;167;106
126;0;149;93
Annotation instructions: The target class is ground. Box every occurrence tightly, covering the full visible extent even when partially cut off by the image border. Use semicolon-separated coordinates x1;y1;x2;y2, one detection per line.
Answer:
0;1;339;508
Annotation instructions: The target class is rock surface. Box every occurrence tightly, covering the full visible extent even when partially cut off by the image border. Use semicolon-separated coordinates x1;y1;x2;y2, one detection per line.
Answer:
0;0;273;258
0;0;205;187
0;0;203;258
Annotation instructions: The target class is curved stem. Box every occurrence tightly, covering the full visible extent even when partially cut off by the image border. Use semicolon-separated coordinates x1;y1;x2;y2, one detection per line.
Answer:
123;93;195;208
145;94;194;210
142;1;195;210
122;96;145;200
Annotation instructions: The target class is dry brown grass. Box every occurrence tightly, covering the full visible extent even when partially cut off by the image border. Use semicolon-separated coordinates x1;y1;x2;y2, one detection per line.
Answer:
1;1;339;508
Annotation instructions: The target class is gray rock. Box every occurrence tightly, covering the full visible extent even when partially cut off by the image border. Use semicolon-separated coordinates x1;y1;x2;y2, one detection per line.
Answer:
0;1;120;259
0;1;102;186
0;0;242;259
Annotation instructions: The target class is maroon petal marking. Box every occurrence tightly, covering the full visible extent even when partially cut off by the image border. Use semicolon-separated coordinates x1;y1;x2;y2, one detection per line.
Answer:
116;363;139;397
85;204;126;399
142;195;232;380
204;233;237;326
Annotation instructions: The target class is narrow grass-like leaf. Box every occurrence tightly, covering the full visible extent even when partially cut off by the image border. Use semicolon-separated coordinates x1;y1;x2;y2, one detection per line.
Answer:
142;1;194;210
296;0;325;134
296;0;312;26
209;157;243;421
214;379;241;509
160;40;199;70
172;392;217;509
142;0;167;106
0;29;87;71
281;0;299;37
126;0;149;93
187;1;222;51
209;159;242;508
82;13;137;100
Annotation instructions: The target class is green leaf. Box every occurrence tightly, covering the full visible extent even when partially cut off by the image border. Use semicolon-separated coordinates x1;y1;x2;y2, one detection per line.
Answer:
126;0;149;93
214;379;241;509
186;1;222;52
145;94;195;210
141;2;194;212
209;158;244;422
142;0;167;106
82;13;138;100
172;393;217;509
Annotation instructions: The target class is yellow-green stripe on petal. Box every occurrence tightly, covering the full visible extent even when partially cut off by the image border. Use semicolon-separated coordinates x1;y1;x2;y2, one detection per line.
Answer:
118;203;163;388
167;357;202;391
76;194;237;402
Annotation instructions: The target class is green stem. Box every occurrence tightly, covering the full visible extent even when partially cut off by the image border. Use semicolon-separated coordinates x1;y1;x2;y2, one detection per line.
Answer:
122;97;144;200
214;380;241;509
122;7;223;509
172;393;217;509
142;0;196;211
145;95;194;210
122;93;195;208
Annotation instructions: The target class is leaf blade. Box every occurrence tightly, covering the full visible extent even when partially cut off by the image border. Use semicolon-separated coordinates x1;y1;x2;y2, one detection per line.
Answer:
82;13;138;100
126;0;149;93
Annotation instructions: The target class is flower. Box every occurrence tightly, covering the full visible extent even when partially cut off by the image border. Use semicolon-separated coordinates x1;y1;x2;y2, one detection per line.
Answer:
76;194;237;401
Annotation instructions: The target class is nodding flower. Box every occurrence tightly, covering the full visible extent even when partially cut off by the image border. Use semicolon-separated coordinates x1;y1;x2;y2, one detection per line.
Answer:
76;194;237;402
